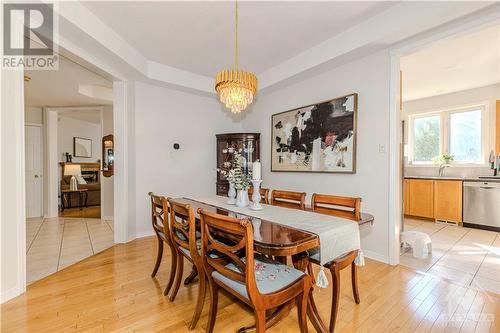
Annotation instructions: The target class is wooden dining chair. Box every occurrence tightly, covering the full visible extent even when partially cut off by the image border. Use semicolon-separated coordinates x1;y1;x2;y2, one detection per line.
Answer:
270;189;306;210
167;198;205;330
148;192;176;297
248;186;270;204
309;193;362;333
199;209;311;333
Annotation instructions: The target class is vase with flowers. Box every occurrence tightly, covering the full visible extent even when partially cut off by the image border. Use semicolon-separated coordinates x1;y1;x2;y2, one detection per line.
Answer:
232;150;252;207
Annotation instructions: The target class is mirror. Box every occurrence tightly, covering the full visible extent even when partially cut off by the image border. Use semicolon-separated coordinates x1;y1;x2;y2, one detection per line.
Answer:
102;134;114;177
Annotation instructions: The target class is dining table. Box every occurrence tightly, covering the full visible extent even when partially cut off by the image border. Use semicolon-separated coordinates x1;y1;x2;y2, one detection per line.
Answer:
174;196;374;333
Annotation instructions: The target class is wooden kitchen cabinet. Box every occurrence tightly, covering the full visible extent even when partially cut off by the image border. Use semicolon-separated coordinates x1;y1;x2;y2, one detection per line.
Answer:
434;180;462;223
408;179;434;219
405;178;463;223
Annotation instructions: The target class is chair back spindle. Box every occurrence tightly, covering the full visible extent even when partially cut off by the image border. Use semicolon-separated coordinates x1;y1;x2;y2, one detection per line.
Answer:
149;192;170;241
199;210;259;295
311;193;361;220
168;199;198;260
271;189;306;210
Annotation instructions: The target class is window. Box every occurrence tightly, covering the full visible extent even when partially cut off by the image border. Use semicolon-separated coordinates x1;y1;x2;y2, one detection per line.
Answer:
449;110;482;162
413;115;440;162
409;105;486;165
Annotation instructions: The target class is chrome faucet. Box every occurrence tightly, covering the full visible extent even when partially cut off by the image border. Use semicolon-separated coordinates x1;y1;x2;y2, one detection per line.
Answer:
438;164;450;177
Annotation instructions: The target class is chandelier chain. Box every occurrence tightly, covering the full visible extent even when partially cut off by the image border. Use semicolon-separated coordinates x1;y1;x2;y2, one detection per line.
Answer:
215;0;257;114
235;0;238;69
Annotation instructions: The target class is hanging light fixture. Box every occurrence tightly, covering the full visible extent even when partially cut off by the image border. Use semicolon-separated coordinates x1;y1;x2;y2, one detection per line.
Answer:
215;0;257;114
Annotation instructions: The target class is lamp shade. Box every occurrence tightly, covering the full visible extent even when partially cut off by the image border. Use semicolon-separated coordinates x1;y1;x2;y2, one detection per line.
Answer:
64;164;81;176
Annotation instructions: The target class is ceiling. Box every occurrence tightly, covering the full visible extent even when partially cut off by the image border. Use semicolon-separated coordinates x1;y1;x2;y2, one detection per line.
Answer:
82;1;395;77
25;55;113;107
58;109;102;124
401;23;500;101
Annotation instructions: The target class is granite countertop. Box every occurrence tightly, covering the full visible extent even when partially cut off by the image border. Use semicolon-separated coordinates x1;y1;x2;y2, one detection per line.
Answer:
404;175;500;182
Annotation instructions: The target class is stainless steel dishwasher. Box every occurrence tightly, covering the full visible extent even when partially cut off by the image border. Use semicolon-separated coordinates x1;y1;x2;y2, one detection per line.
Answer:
463;181;500;231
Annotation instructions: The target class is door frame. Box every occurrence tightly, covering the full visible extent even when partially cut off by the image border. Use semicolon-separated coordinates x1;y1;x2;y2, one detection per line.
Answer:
24;123;44;218
45;106;105;219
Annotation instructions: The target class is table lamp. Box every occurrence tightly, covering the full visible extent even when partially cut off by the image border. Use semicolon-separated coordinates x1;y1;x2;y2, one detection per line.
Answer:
64;164;81;191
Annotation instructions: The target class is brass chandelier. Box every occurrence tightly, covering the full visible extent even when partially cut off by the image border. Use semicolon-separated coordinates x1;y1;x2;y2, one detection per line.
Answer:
215;0;257;114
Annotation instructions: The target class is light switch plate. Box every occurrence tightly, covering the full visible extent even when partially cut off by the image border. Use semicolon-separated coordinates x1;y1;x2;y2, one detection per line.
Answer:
379;144;387;153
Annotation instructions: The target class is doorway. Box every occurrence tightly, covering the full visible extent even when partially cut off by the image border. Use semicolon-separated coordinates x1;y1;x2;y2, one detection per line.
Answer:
395;22;500;295
24;54;116;284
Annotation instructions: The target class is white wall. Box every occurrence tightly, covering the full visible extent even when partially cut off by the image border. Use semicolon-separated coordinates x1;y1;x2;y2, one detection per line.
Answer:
403;83;499;177
101;106;114;219
241;51;392;263
1;69;26;302
133;81;241;237
57;116;101;163
25;107;43;124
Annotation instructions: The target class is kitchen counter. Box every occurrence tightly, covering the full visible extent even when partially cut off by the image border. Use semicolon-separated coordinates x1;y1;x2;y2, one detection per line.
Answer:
405;176;500;183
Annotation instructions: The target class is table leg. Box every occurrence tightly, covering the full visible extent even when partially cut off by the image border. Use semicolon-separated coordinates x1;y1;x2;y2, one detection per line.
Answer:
79;191;83;210
61;193;65;212
84;191;88;208
292;252;329;333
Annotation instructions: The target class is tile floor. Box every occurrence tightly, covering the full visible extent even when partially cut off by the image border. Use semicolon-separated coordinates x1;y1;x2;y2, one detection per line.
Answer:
400;217;500;295
26;216;114;284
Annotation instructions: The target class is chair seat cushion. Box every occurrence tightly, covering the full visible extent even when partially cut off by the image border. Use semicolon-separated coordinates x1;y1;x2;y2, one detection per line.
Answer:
212;256;305;299
178;239;202;259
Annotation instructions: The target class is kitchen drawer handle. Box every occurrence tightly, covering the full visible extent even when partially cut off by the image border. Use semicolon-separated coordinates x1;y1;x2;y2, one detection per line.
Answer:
480;186;495;189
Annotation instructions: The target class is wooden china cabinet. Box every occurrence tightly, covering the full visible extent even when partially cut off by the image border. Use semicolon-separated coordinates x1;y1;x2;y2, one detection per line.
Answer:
216;133;260;195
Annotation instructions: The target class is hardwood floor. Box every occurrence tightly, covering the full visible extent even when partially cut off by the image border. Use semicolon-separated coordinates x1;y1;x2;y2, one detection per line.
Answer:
2;236;498;332
59;205;101;218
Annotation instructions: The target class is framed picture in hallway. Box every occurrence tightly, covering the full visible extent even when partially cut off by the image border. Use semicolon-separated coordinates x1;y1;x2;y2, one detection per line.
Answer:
271;93;357;173
74;137;92;158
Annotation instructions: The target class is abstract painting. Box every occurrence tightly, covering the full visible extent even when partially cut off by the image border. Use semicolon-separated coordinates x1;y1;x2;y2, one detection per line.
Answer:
271;93;357;173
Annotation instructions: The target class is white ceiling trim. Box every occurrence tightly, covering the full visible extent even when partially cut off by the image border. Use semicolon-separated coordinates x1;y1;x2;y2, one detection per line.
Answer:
147;61;213;93
54;1;148;73
53;0;214;93
52;1;497;96
78;84;113;102
258;1;495;90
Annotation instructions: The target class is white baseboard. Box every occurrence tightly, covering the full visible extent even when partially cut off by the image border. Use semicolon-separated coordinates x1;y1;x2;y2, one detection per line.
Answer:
134;230;155;239
362;249;390;265
1;285;23;304
102;216;114;221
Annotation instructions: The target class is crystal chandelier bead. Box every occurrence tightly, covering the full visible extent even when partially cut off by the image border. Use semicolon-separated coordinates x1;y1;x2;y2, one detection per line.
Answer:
214;0;257;114
215;69;257;114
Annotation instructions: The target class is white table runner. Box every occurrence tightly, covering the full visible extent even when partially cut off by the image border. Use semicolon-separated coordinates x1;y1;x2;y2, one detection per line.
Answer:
187;196;361;267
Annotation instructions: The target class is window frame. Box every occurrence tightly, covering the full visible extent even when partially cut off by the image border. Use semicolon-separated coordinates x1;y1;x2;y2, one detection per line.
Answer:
408;103;488;166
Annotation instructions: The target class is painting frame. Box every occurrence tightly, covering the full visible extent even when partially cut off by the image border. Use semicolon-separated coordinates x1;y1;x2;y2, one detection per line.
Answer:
270;93;358;174
73;137;92;158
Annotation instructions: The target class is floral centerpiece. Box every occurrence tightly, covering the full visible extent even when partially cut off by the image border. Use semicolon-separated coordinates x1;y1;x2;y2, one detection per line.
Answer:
232;150;252;190
217;145;252;206
232;150;252;207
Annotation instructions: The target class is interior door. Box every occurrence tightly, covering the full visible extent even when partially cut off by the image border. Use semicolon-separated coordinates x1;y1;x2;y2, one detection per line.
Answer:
25;125;43;218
